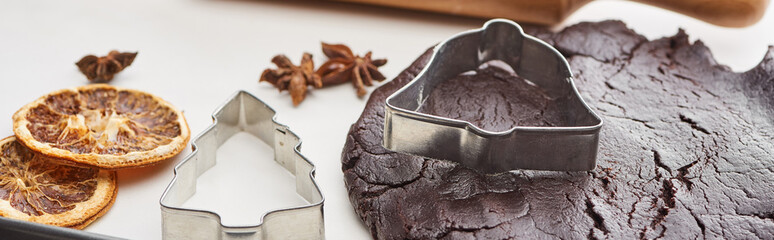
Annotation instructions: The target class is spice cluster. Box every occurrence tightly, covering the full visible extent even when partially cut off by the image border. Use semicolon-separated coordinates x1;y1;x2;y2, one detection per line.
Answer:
260;43;387;105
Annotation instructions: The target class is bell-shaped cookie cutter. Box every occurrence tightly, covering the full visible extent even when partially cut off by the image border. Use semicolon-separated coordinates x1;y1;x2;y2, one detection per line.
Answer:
160;91;324;239
384;19;603;173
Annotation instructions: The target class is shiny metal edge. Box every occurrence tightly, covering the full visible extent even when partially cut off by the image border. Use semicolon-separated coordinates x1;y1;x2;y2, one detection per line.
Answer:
0;217;122;240
159;90;324;240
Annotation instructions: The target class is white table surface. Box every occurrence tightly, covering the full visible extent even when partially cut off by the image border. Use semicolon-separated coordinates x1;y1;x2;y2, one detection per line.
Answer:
1;0;772;239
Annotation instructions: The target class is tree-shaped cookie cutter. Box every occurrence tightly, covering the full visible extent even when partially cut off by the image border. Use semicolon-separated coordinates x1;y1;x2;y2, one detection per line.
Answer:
160;91;324;239
384;19;603;173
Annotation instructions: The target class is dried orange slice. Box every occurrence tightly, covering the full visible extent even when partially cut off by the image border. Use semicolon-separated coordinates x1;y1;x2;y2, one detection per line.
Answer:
0;136;117;229
12;84;190;169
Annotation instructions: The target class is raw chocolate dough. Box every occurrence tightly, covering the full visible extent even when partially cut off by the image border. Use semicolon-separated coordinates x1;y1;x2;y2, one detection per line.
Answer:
342;20;774;239
418;64;562;131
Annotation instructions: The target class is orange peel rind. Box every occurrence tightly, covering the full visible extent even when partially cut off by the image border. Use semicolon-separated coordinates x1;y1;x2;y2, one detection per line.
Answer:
0;136;117;229
12;84;190;169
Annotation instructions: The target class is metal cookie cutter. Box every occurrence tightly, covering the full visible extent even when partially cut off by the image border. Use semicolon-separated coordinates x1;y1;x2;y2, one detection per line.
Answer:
384;19;603;173
160;91;324;240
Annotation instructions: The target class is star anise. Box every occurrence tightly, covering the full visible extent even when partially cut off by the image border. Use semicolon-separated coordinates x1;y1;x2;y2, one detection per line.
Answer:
316;43;387;97
260;53;322;106
75;50;137;83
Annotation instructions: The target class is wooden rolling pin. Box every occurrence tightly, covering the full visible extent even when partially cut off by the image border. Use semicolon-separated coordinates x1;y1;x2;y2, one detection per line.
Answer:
331;0;770;27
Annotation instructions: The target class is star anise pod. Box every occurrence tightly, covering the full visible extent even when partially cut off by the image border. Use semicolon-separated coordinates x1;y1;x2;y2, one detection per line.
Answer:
260;53;322;106
316;43;387;97
75;50;137;83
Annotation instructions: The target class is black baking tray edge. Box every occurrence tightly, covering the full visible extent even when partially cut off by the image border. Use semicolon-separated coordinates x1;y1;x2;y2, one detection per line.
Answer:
0;217;122;240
